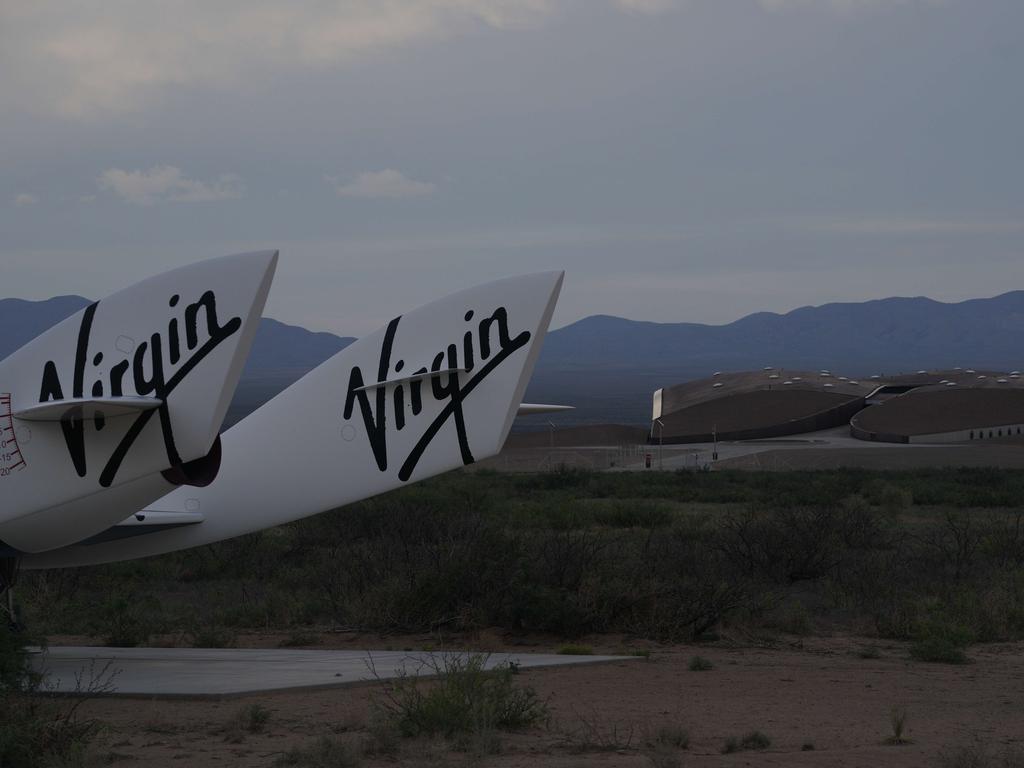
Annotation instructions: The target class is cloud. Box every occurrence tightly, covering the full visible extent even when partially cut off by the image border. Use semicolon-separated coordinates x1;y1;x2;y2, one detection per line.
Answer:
758;0;944;10
790;216;1024;235
14;193;38;206
97;166;244;204
617;0;944;13
0;1;554;118
613;0;678;13
0;1;945;119
329;169;436;199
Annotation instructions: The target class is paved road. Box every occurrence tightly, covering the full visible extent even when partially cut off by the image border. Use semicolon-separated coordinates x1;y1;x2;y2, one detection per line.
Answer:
35;646;634;698
616;426;958;471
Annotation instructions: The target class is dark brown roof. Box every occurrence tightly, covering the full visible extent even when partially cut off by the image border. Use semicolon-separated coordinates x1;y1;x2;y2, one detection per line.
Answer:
659;389;860;436
659;369;872;415
851;389;1024;436
881;370;1024;390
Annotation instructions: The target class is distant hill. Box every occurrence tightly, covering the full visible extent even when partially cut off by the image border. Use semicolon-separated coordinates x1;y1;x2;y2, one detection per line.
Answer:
0;296;355;373
0;295;92;361
538;292;1024;372
4;290;1023;426
526;291;1024;424
241;318;354;375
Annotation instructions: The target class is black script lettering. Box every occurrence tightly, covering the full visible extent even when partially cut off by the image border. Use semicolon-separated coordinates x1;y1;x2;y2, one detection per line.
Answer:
343;306;531;482
39;302;97;477
343;317;401;472
39;290;242;487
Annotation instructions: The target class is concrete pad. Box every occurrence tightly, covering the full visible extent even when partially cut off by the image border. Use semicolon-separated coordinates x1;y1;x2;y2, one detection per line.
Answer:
34;646;635;699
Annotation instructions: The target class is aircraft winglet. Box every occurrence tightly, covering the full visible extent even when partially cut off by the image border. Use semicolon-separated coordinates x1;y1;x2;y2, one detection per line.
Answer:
14;396;163;422
516;403;575;416
353;368;467;393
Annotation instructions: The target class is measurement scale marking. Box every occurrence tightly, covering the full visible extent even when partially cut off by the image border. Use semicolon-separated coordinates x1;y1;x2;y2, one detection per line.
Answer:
0;393;26;475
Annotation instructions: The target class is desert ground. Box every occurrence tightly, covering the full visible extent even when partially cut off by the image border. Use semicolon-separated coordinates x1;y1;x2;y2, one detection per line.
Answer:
14;466;1024;767
61;631;1024;767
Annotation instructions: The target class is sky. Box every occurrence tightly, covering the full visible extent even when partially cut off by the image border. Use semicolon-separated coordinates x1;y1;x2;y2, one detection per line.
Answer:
2;0;1022;335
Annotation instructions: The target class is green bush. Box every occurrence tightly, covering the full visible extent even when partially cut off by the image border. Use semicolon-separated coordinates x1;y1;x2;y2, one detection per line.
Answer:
0;626;109;767
273;736;361;767
90;592;159;647
593;501;674;529
885;706;910;745
14;468;1024;648
557;644;593;655
722;730;771;753
237;703;271;734
938;736;1024;768
0;625;39;694
279;630;320;648
910;616;973;664
910;635;969;664
191;623;237;648
688;655;713;671
646;746;683;768
371;653;548;739
876;483;913;513
654;725;689;749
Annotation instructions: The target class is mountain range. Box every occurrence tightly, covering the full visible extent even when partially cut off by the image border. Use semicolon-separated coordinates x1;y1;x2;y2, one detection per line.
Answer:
3;291;1022;425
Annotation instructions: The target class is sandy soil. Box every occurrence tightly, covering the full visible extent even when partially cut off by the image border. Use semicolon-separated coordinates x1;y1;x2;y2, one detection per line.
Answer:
61;633;1024;767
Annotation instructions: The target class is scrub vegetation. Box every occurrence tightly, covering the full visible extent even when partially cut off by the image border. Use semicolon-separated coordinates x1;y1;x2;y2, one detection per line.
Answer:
722;730;772;753
0;625;111;767
14;467;1024;658
370;653;547;739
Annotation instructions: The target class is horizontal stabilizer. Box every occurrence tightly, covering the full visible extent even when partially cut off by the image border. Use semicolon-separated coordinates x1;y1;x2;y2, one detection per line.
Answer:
119;510;204;527
14;397;162;422
76;509;204;546
516;403;575;416
353;368;466;393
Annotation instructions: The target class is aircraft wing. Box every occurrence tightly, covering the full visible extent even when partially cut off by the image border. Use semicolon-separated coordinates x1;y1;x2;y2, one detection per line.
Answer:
24;271;564;568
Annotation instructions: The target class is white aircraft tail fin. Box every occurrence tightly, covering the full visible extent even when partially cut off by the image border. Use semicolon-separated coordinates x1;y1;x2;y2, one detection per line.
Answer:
25;271;563;567
0;251;277;553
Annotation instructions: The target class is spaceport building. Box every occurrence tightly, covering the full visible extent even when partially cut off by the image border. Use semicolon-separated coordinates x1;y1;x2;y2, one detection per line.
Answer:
651;368;1024;445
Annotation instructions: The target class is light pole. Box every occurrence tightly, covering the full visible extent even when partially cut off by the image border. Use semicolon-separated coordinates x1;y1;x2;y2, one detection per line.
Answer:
548;420;556;450
655;419;665;469
712;422;718;462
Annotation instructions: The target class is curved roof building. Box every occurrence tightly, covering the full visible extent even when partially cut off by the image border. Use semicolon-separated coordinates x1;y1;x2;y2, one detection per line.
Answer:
652;367;1024;445
851;371;1024;443
652;370;872;443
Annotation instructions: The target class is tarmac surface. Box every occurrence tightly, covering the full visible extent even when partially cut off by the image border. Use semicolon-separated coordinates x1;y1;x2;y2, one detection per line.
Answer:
482;424;1024;471
35;646;632;698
